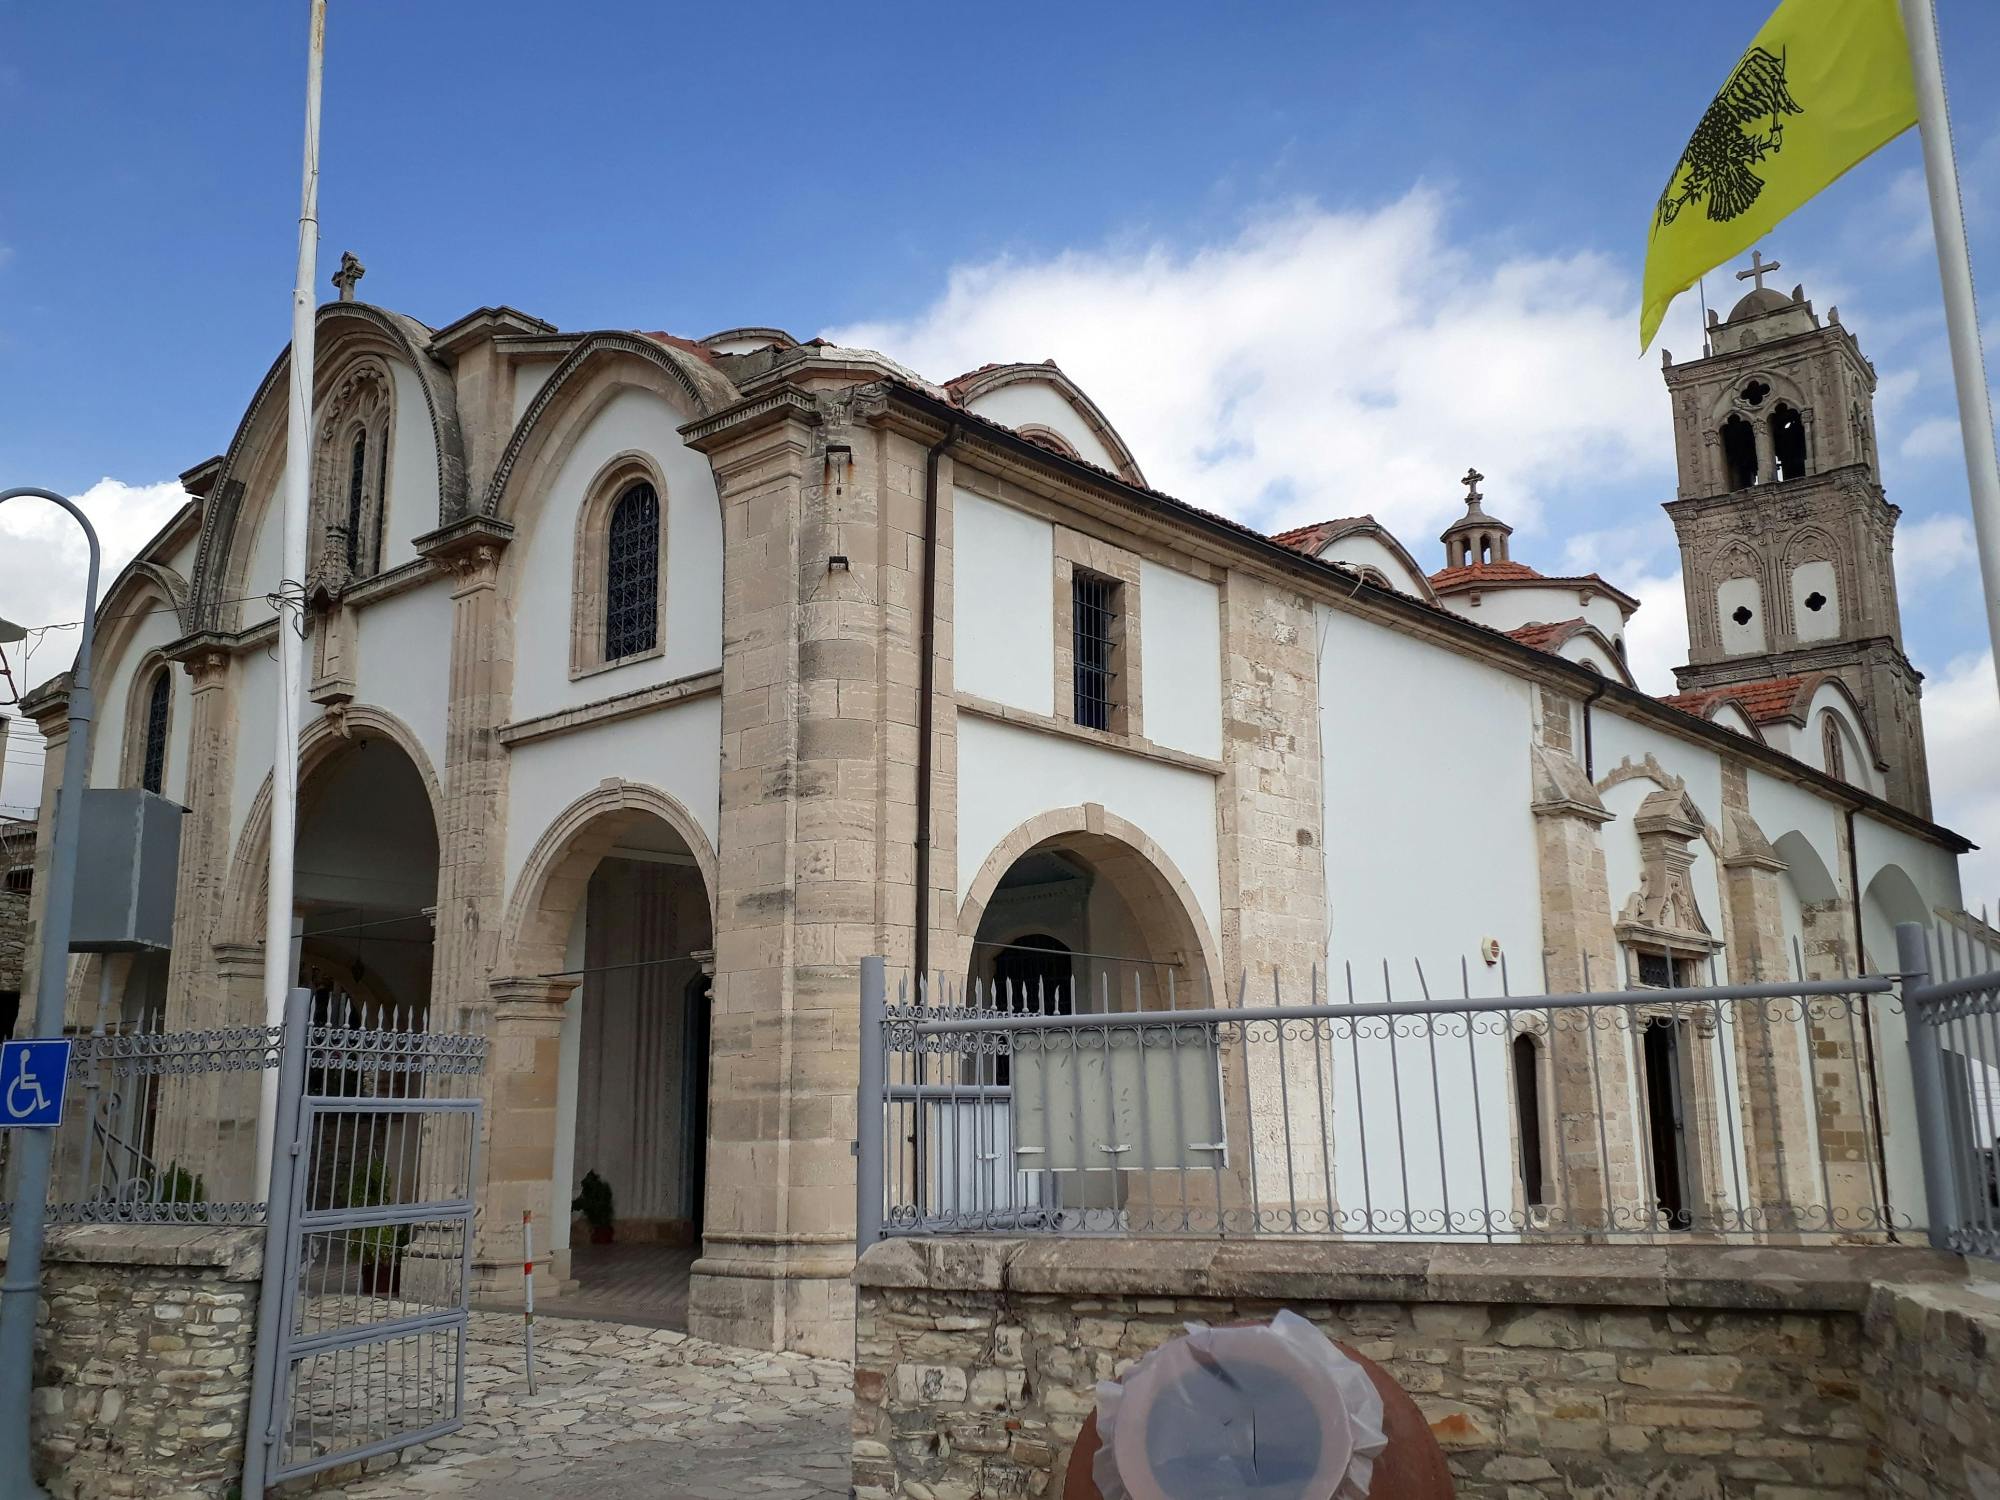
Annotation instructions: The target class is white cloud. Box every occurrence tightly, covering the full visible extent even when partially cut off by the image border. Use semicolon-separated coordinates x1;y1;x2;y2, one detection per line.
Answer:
1901;416;1962;462
0;477;190;811
1895;512;1975;591
1924;652;2000;905
830;190;1693;546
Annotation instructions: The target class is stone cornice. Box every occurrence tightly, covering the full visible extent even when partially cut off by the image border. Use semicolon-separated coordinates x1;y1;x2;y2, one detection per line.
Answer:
678;389;822;453
413;514;515;562
19;675;70;729
497;668;723;749
955;692;1223;778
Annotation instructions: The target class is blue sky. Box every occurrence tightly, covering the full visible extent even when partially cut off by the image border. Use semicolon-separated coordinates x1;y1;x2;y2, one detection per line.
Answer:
2;1;1998;886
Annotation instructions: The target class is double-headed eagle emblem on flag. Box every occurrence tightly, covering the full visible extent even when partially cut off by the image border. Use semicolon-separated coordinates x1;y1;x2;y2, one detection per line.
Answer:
1655;46;1804;231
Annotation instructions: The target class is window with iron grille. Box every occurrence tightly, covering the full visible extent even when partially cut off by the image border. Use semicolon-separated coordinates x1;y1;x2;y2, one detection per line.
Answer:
604;481;661;661
140;667;171;795
345;429;367;572
1071;569;1119;731
1632;949;1702;989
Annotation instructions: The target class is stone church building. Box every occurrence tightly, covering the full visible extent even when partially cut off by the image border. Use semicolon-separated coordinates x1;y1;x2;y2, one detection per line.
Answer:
13;257;1972;1356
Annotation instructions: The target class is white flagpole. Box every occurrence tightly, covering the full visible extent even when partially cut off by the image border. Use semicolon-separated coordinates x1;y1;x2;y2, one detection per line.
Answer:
1900;0;2000;697
259;0;327;1186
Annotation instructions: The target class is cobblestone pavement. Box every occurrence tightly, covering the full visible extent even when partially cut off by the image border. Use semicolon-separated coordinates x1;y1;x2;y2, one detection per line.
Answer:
312;1311;852;1500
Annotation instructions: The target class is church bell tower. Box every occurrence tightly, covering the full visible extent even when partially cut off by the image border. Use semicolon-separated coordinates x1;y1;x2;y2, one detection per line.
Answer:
1662;252;1930;815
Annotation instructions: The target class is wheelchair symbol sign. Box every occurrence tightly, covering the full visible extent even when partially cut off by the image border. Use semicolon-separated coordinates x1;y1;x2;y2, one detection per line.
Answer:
0;1040;70;1128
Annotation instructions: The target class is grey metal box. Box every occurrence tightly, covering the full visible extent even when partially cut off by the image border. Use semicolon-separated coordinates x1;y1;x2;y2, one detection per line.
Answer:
70;788;184;953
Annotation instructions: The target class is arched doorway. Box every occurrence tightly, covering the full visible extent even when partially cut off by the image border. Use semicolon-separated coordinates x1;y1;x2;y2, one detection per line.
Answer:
293;735;439;1030
501;785;717;1327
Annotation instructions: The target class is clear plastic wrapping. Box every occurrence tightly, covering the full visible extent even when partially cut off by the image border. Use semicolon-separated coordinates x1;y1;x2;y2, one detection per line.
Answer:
1092;1310;1388;1500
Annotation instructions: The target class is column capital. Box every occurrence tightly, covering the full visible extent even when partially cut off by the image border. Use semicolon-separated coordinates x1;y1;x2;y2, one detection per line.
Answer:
488;974;578;1011
414;515;514;592
164;630;237;690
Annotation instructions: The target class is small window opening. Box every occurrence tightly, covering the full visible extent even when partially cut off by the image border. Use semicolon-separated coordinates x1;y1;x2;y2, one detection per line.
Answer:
1804;590;1827;612
1721;414;1759;490
140;667;171;795
1642;1017;1695;1231
1071;570;1119;731
1478;534;1493;564
1633;949;1702;989
1740;379;1770;407
1822;714;1847;783
344;430;367;572
1512;1034;1546;1208
1613;635;1627;660
604;481;661;661
1730;604;1754;627
1770;403;1808;481
3;868;30;895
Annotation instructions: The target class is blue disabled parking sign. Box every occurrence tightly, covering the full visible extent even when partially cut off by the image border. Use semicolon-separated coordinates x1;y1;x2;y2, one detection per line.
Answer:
0;1039;71;1128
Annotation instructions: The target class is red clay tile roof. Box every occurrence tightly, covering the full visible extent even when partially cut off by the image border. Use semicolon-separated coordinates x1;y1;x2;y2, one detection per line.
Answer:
1505;618;1591;652
1658;675;1814;726
1430;561;1640;612
638;331;721;365
1269;517;1375;554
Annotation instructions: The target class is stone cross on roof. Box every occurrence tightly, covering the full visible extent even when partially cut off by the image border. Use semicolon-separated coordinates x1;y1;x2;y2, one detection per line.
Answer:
1461;467;1484;505
332;251;366;302
1735;250;1781;291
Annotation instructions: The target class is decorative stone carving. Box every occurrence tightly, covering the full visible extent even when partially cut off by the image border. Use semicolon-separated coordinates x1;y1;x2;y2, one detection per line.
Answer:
1615;786;1722;957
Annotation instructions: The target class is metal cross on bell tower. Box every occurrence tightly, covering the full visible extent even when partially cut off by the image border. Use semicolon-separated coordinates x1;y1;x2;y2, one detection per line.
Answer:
1735;249;1781;292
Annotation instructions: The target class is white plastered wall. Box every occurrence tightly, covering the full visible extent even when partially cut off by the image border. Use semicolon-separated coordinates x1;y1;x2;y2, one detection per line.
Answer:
511;359;563;427
88;603;192;800
500;697;722;910
1317;607;1543;1234
1437;585;1630;646
380;357;441;568
351;584;452;776
953;714;1220;946
953;491;1054;715
508;387;723;722
1316;532;1430;597
1137;560;1221;760
961;382;1124;474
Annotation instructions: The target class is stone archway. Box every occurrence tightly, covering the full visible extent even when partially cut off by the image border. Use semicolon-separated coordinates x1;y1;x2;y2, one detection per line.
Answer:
484;780;719;1318
953;803;1222;1011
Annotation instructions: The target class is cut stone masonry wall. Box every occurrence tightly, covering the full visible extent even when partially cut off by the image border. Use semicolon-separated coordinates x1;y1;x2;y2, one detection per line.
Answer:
15;1224;262;1500
853;1236;1995;1500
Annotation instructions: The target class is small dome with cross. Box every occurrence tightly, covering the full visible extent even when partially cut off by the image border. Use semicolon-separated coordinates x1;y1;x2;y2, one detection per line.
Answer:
1725;250;1796;322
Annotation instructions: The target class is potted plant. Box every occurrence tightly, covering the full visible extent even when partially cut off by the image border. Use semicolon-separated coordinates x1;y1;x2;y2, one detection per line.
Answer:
573;1170;615;1245
342;1158;411;1295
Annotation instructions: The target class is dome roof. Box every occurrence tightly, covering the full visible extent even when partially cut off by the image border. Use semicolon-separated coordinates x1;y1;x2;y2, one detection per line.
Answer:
1728;285;1793;321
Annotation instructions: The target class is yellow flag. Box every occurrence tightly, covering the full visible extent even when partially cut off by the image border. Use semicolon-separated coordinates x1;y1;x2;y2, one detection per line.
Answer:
1641;0;1917;351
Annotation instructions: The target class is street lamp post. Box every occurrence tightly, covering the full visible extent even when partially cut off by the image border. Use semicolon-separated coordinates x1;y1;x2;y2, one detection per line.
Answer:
0;487;103;1500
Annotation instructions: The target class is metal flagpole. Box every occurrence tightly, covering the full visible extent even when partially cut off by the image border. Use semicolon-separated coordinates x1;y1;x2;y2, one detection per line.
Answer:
259;0;328;1187
1900;0;2000;698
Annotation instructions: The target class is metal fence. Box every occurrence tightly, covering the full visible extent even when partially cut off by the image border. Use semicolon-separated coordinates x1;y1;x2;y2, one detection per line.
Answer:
245;991;485;1494
1902;918;2000;1261
856;954;1917;1245
0;1016;281;1225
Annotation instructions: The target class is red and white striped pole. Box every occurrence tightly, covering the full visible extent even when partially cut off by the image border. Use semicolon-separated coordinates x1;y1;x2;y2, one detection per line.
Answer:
522;1210;538;1395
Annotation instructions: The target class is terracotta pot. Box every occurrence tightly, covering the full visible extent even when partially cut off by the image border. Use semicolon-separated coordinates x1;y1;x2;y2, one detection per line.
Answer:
1061;1333;1454;1499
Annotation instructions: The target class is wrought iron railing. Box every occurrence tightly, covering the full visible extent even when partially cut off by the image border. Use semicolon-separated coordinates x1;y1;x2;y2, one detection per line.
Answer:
1901;918;2000;1261
857;956;1917;1245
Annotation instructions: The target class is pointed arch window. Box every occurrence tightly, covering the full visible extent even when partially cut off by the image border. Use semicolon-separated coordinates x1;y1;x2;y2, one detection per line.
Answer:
311;362;393;586
603;481;661;662
345;430;368;571
139;666;171;795
1822;712;1848;784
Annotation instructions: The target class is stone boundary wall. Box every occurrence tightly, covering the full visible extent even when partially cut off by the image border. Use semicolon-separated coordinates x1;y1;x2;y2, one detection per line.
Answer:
7;1224;263;1500
854;1237;1991;1500
1863;1278;2000;1498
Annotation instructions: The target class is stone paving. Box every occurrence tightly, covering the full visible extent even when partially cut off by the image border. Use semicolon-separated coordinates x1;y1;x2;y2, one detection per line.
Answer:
310;1311;852;1500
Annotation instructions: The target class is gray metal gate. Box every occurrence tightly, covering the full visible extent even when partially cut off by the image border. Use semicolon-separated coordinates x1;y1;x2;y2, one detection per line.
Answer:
243;988;487;1494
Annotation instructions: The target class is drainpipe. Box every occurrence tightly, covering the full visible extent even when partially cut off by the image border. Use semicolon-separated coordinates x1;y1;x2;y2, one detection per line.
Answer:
913;425;960;987
1580;677;1606;780
1843;802;1898;1235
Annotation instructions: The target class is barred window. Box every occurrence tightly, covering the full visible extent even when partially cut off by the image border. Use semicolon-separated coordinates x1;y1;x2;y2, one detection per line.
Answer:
1071;570;1118;731
604;482;661;661
140;667;171;795
345;430;367;572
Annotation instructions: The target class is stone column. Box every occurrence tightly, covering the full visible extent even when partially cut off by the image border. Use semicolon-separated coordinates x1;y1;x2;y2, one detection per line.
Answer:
1214;573;1328;1218
682;390;929;1357
1528;720;1641;1231
162;637;240;1029
16;680;72;1037
413;516;518;1288
1794;817;1881;1228
1717;761;1816;1235
468;976;575;1296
